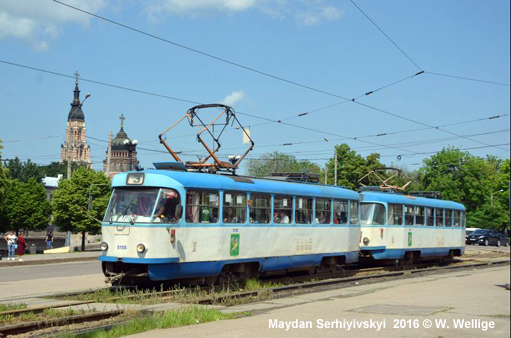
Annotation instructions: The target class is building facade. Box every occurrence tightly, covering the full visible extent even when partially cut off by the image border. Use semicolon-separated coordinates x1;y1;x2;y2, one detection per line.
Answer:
60;76;91;167
103;114;139;177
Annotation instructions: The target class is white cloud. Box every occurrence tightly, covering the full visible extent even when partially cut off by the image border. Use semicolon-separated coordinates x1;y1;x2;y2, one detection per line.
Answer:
0;0;106;51
221;91;245;107
147;0;257;20
295;5;342;26
146;0;343;26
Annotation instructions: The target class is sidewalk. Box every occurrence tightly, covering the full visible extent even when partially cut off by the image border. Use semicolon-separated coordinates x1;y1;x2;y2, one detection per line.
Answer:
0;250;100;267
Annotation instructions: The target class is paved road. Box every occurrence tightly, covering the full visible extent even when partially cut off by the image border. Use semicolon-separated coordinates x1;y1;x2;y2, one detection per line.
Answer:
1;261;102;283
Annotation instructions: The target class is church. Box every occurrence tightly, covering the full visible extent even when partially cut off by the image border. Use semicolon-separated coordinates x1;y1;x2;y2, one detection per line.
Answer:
103;114;139;177
60;73;91;167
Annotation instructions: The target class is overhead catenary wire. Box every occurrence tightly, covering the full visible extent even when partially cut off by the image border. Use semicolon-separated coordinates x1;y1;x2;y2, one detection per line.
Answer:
349;0;422;71
2;59;507;164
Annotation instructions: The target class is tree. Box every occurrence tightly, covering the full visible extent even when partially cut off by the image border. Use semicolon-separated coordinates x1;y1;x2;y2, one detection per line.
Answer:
1;178;51;233
39;161;85;178
52;167;110;251
325;144;386;190
418;147;508;230
4;157;43;183
244;151;320;177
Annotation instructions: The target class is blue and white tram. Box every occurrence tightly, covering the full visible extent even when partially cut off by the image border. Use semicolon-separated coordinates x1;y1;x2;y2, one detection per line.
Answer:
99;166;361;284
359;189;466;265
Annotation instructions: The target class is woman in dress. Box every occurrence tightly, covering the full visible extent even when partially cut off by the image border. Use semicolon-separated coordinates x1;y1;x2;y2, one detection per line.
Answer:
17;232;27;261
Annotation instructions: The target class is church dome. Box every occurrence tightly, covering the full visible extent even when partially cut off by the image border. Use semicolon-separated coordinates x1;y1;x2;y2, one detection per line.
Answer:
111;114;135;151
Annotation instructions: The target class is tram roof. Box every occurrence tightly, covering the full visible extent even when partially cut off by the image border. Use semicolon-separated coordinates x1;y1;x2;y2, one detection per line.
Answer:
361;191;465;210
112;170;360;200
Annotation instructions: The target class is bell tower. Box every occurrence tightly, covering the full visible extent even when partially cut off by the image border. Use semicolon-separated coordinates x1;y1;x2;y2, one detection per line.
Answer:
60;72;91;167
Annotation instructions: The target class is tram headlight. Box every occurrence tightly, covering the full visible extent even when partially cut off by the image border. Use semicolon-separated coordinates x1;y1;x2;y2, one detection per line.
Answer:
363;237;370;246
136;243;146;253
100;242;108;251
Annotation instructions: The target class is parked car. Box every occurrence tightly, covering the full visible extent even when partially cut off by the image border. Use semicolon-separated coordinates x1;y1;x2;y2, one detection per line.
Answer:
465;228;481;236
465;229;509;247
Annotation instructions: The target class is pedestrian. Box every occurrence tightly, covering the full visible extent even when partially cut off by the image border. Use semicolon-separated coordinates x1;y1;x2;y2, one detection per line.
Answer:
4;231;18;261
17;232;27;261
45;231;53;250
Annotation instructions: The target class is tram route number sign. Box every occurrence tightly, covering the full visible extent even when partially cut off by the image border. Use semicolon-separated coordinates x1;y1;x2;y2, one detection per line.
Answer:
408;232;413;247
230;233;240;257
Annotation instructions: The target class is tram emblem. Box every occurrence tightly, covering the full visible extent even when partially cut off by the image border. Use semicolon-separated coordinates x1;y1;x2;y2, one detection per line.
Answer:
230;234;240;256
408;232;413;247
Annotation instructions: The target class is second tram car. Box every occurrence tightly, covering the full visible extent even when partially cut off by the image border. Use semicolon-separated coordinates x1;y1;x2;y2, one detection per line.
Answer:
99;165;361;284
359;188;466;265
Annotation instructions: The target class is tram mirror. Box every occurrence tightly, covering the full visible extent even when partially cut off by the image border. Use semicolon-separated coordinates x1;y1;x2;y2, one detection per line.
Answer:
175;205;183;219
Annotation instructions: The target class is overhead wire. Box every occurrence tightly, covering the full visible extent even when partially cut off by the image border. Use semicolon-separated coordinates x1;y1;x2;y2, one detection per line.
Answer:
348;0;422;71
1;60;507;163
51;0;509;153
426;72;510;87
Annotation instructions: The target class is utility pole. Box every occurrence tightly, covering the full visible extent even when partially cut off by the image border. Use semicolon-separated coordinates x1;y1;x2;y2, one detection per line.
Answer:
106;131;112;178
334;150;338;186
324;166;328;185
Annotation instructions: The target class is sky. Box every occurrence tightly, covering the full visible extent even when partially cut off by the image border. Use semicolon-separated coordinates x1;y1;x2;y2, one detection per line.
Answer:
0;0;509;175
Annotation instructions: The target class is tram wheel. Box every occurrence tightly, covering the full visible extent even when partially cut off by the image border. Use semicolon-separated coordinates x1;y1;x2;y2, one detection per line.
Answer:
204;276;218;286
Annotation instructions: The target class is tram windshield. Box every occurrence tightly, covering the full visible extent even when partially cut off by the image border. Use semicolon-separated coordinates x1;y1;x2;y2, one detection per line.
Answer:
104;188;181;224
360;203;386;225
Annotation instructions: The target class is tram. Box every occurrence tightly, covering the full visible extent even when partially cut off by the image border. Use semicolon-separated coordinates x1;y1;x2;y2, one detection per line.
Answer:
359;187;466;265
99;166;361;284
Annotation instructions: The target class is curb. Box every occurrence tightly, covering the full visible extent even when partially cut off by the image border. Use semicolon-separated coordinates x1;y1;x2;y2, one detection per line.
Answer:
0;256;99;268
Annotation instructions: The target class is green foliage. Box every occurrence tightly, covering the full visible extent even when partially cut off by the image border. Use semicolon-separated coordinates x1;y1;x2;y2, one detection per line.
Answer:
325;144;386;189
57;306;235;338
0;178;51;232
52;167;110;236
39;161;85;178
244;151;320;177
419;147;509;231
3;157;43;183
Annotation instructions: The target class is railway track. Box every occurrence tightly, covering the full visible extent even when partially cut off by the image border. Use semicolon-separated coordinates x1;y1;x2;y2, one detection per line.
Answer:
1;258;508;337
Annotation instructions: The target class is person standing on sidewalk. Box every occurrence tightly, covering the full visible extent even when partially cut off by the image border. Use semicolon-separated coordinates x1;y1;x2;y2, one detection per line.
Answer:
17;232;27;261
45;231;53;250
4;231;18;261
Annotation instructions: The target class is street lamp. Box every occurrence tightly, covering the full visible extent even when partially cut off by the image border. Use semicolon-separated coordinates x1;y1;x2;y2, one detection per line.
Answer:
490;189;504;205
123;139;138;171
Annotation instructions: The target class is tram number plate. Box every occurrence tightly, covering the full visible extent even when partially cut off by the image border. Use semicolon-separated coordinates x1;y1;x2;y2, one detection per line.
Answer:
117;245;127;250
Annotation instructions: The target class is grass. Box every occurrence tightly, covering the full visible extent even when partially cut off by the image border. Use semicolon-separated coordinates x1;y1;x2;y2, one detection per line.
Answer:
60;279;284;307
0;303;27;312
0;307;87;326
57;306;235;338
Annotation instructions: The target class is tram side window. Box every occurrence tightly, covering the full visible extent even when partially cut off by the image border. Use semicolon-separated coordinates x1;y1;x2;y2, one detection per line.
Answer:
316;198;331;224
274;195;292;224
152;189;181;224
186;190;219;223
405;205;414;225
296;197;313;224
453;210;460;227
436;209;444;226
388;204;403;225
249;193;271;224
333;200;349;224
350;201;359;224
426;207;434;226
461;211;466;228
224;191;247;223
445;209;452;227
415;206;425;225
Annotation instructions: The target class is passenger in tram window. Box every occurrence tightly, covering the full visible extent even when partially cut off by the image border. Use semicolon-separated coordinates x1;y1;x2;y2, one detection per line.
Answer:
224;207;241;223
317;211;328;224
274;210;290;224
210;209;218;223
